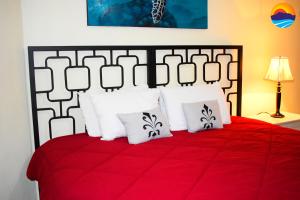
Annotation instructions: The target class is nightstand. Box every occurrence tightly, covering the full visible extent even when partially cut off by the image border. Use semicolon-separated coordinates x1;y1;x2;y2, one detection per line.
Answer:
247;112;300;131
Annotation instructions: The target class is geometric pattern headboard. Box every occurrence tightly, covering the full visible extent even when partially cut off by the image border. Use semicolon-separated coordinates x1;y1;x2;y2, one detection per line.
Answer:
28;45;243;148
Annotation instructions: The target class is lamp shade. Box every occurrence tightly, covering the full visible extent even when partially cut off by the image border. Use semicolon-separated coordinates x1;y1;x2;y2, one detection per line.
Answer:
265;57;293;82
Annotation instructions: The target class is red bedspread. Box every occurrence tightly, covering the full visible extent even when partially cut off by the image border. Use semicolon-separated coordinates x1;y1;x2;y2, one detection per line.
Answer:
27;117;300;200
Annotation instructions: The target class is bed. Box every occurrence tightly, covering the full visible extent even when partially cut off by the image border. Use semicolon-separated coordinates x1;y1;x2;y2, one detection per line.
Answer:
26;45;300;200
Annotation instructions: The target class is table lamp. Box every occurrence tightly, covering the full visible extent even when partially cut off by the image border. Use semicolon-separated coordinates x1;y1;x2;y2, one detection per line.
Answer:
265;56;293;118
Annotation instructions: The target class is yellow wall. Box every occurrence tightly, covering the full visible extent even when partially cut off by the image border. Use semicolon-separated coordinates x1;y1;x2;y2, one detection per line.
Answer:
235;0;300;115
207;0;300;115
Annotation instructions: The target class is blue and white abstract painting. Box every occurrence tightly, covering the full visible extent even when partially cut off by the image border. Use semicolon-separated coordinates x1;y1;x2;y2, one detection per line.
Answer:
87;0;208;29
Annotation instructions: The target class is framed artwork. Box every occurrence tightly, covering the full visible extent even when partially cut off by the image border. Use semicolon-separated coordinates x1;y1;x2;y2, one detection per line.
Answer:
87;0;208;29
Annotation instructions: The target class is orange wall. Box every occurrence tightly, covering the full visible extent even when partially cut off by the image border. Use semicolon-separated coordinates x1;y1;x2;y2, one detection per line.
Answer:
210;0;300;115
205;1;300;115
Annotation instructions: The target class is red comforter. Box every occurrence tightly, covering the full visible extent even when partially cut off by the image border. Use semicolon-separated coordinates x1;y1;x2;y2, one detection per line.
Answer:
27;117;300;200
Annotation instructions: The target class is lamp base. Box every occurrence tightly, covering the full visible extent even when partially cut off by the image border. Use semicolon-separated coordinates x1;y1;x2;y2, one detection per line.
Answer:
271;112;285;118
271;82;284;118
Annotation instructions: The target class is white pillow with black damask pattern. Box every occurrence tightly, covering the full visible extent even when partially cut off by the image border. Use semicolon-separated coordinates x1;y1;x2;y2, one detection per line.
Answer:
182;100;223;133
118;107;172;144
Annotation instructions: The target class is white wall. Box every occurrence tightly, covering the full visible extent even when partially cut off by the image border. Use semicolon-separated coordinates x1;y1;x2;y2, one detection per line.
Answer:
0;0;36;199
21;0;300;116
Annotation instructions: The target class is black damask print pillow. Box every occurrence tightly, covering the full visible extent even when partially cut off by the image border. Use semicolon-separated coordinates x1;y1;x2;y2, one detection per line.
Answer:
182;100;223;133
200;104;217;129
118;107;172;144
142;112;163;138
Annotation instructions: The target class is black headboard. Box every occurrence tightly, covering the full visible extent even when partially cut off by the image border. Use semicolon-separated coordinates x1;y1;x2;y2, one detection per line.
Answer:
28;45;243;148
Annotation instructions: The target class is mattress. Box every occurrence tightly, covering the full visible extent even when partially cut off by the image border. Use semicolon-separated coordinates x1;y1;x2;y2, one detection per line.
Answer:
27;117;300;200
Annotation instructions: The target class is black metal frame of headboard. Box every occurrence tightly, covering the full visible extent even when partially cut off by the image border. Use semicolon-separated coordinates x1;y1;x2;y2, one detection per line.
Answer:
28;45;243;148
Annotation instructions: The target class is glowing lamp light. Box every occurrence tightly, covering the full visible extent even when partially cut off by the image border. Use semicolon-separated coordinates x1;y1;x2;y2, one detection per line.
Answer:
265;57;293;118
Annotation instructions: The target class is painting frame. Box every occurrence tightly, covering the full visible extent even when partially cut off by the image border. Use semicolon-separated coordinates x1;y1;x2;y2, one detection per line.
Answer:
86;0;208;29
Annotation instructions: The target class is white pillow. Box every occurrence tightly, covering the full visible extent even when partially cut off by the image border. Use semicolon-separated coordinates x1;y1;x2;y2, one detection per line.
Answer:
79;92;102;137
79;85;149;137
160;82;231;131
90;89;160;141
118;106;172;144
182;100;223;133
